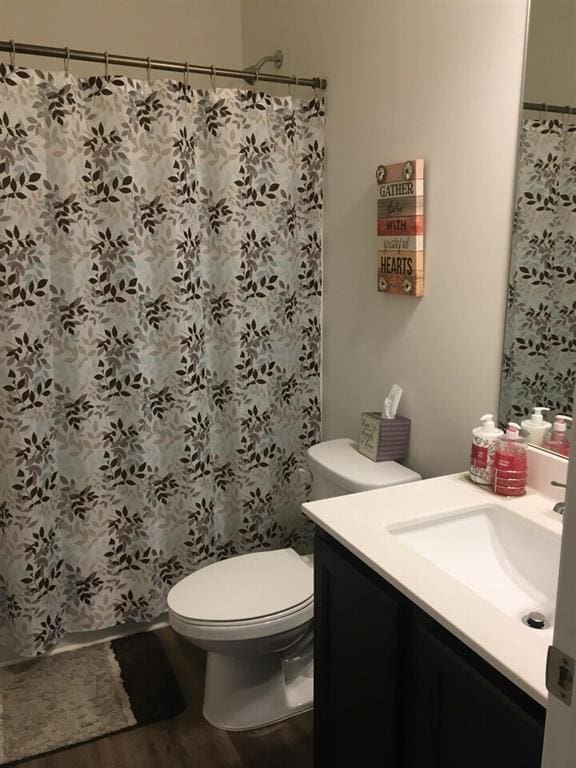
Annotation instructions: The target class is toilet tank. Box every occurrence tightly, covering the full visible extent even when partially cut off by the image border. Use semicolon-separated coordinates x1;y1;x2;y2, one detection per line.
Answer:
306;438;421;501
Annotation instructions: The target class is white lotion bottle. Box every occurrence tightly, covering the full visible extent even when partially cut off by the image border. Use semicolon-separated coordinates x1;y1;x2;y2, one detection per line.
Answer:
470;414;504;485
520;406;551;446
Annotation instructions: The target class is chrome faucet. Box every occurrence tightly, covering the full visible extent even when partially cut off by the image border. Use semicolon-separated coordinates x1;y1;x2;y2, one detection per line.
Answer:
551;481;567;516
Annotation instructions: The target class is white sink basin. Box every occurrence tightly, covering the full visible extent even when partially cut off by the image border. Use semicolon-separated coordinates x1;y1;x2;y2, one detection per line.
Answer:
391;504;561;632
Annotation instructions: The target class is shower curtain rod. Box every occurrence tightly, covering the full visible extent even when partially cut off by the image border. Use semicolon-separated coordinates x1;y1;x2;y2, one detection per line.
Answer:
523;101;576;115
0;39;327;91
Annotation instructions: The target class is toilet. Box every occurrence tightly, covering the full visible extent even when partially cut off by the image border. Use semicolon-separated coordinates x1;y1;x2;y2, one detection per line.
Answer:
167;437;421;731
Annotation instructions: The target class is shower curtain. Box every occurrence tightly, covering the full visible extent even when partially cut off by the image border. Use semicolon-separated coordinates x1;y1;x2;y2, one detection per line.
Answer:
501;117;576;423
0;62;324;656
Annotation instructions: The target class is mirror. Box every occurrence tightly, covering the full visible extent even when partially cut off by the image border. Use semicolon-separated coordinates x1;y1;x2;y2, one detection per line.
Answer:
499;0;576;456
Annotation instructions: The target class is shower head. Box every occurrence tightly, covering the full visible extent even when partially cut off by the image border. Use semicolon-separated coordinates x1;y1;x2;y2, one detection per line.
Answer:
243;50;284;85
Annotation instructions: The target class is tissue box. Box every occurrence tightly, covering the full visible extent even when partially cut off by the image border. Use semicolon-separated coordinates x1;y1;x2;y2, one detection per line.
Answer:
358;412;411;462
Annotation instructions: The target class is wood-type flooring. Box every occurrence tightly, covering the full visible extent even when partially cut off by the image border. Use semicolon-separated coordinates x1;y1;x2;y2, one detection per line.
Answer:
21;626;313;768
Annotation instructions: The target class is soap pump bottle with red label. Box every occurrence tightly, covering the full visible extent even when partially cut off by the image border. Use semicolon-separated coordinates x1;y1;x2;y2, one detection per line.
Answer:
470;414;503;486
493;422;527;497
542;415;572;457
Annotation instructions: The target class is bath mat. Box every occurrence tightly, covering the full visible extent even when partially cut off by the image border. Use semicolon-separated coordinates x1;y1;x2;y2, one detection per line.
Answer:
0;631;185;766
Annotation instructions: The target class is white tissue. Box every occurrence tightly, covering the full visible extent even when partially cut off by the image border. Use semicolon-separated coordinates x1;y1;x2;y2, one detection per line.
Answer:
382;384;403;419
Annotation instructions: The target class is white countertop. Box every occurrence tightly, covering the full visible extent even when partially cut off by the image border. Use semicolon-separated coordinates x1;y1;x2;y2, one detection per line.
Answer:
303;472;564;706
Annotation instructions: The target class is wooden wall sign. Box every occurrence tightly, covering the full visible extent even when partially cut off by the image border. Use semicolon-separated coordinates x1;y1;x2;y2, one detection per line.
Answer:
376;159;424;296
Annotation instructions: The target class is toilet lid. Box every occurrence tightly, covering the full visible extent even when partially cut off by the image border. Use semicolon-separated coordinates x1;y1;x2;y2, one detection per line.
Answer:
167;549;313;623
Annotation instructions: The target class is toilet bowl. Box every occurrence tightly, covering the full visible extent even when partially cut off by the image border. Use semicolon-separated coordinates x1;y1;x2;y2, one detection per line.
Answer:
168;438;421;731
168;548;314;730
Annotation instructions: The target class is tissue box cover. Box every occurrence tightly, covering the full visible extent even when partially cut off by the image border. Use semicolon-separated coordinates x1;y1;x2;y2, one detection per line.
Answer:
358;413;411;462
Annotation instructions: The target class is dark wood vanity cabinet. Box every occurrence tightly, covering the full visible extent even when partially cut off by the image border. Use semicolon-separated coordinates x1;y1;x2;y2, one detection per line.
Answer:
314;531;546;768
313;529;403;767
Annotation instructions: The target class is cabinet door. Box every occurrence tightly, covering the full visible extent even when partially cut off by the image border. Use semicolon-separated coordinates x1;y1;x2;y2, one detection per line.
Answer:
314;533;404;768
403;613;545;768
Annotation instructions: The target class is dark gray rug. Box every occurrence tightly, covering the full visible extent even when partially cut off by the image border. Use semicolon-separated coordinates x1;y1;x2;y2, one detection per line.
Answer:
0;632;185;766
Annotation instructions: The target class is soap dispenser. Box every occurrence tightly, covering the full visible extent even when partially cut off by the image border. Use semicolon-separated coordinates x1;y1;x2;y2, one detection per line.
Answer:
542;415;572;457
493;422;527;497
520;406;551;446
470;414;503;486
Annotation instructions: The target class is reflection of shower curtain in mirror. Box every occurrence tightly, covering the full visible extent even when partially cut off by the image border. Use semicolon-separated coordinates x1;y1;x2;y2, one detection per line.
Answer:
0;63;324;656
501;118;576;424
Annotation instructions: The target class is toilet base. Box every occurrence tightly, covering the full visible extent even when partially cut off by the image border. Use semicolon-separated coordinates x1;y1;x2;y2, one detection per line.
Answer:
203;649;314;731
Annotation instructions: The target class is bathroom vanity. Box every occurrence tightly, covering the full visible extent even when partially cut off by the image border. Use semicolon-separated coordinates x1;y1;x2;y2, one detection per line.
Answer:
303;466;565;768
314;530;544;767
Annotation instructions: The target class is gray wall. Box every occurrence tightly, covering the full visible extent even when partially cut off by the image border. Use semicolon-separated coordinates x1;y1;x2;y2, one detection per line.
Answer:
0;0;244;83
524;0;576;105
242;0;529;477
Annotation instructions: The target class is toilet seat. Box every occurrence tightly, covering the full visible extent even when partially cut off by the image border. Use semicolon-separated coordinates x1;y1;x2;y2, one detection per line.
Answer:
172;594;314;627
167;549;314;641
170;595;314;642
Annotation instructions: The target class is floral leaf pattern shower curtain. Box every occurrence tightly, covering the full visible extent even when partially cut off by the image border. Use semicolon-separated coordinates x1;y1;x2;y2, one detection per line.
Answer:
501;118;576;424
0;64;324;656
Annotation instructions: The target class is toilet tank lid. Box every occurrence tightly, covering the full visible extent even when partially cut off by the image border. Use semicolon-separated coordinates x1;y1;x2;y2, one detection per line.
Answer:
307;438;421;492
167;549;313;623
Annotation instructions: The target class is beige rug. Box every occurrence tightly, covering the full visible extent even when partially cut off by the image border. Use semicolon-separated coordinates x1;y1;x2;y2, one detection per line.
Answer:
0;632;185;766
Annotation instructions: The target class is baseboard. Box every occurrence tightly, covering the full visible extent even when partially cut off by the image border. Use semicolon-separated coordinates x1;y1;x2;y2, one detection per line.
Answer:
0;613;169;667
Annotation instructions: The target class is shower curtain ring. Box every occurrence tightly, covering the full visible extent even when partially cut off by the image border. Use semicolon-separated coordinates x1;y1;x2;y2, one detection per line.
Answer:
64;46;70;76
9;39;16;69
290;75;299;98
104;51;109;78
183;61;189;90
146;56;152;84
210;64;217;93
255;68;259;89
